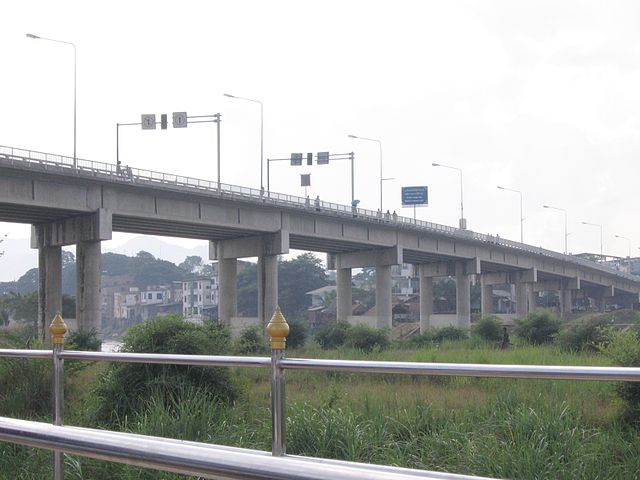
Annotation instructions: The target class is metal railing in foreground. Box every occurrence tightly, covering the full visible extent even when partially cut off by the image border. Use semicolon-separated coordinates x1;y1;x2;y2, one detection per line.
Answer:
2;311;640;479
0;144;637;284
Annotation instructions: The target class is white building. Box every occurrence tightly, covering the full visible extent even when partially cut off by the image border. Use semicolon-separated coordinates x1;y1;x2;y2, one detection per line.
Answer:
182;276;218;322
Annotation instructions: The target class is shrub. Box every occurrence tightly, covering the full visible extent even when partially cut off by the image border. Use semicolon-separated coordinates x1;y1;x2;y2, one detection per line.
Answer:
513;310;560;345
432;326;468;342
471;315;503;342
66;328;102;351
405;331;434;348
345;324;390;352
233;325;269;355
603;330;640;421
90;315;237;426
558;315;613;352
287;318;309;350
315;321;351;350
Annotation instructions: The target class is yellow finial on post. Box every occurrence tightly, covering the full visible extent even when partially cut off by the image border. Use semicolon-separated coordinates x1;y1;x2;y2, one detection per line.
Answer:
266;306;289;350
49;312;68;345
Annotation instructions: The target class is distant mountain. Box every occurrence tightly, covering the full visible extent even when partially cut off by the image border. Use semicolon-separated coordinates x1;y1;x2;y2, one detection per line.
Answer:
104;237;209;266
0;237;38;282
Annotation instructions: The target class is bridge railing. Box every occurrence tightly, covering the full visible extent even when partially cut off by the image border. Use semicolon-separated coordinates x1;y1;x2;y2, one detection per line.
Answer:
0;144;637;284
2;313;640;479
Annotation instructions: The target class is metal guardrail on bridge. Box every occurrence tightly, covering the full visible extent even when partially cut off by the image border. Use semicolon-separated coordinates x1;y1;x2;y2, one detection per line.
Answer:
0;144;638;284
1;311;640;479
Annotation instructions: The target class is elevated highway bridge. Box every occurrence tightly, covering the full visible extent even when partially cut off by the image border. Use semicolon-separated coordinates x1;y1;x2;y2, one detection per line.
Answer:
1;145;638;339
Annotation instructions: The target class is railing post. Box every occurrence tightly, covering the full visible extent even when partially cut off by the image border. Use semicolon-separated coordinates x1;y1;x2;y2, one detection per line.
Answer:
266;306;289;456
49;312;68;480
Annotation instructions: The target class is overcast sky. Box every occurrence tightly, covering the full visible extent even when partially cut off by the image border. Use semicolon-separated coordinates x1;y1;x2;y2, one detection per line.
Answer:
1;0;639;279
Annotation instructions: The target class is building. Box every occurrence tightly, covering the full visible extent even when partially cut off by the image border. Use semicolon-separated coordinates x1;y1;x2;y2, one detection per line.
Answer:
182;276;218;323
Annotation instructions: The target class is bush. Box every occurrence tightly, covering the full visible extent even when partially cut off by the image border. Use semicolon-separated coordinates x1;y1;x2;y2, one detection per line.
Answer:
432;326;468;342
345;324;390;352
66;328;102;351
471;315;503;342
405;331;434;348
558;315;613;352
603;330;640;421
233;325;269;355
316;321;351;350
90;316;237;426
513;310;560;345
287;318;309;350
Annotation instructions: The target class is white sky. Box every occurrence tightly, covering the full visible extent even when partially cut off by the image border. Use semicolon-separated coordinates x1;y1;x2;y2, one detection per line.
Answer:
1;0;639;273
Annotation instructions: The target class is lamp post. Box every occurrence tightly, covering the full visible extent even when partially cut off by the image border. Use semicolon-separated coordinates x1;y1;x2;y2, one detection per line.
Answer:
26;33;77;168
497;185;524;243
582;221;603;261
614;234;631;258
543;205;568;254
432;162;466;229
224;93;263;192
348;135;384;211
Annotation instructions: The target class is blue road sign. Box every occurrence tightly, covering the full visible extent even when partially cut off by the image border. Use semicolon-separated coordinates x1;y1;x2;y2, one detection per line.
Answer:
402;186;428;206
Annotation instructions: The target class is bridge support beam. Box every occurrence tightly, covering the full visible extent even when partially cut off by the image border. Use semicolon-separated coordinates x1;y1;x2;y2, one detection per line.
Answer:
375;265;392;329
419;273;433;333
455;262;471;328
257;255;278;326
329;247;401;329
336;268;352;323
480;276;493;315
37;246;62;342
211;231;289;328
31;209;112;339
76;241;102;333
217;258;237;325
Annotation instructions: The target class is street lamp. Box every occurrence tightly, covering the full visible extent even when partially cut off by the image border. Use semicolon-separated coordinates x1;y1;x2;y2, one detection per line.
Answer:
543;205;568;254
224;93;264;192
497;186;524;243
432;162;466;229
614;234;631;258
26;33;77;168
348;135;384;211
582;221;603;261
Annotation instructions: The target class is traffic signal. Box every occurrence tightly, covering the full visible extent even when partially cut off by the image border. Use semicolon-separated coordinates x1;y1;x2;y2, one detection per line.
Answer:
307;153;313;165
160;114;168;129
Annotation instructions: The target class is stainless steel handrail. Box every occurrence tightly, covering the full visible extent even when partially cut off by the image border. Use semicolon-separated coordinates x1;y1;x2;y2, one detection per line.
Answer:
0;144;638;284
0;417;486;480
60;351;271;367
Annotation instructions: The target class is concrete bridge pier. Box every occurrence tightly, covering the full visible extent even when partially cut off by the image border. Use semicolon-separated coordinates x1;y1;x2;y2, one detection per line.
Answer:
330;246;401;330
257;255;278;325
455;262;471;329
32;209;112;340
76;240;102;333
217;258;238;325
211;230;289;329
480;276;493;316
37;246;62;342
418;272;433;333
375;265;392;329
336;267;352;323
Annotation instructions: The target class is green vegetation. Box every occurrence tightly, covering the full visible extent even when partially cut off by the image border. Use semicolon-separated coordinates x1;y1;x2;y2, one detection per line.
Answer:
2;313;640;479
513;310;561;345
471;315;503;342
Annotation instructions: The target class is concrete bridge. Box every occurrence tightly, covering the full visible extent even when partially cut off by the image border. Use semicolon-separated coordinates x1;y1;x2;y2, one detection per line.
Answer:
1;145;638;339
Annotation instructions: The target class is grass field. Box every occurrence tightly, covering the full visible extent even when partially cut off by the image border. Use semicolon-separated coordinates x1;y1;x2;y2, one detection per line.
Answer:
1;335;639;479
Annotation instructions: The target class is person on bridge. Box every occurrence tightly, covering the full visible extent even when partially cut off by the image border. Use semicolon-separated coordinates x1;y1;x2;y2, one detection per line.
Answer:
315;195;321;211
392;210;398;222
305;195;310;208
385;210;391;222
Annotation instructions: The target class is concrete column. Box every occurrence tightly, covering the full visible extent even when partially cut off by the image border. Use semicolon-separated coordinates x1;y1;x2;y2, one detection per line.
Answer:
419;273;433;333
76;241;102;333
526;284;537;312
336;267;352;323
217;258;237;325
257;255;278;324
480;276;493;315
455;262;471;328
515;282;528;317
559;289;573;318
375;265;392;329
37;246;62;342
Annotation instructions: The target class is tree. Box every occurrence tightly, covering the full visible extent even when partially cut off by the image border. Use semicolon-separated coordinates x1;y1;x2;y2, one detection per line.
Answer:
237;262;258;316
278;253;329;318
179;256;204;275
